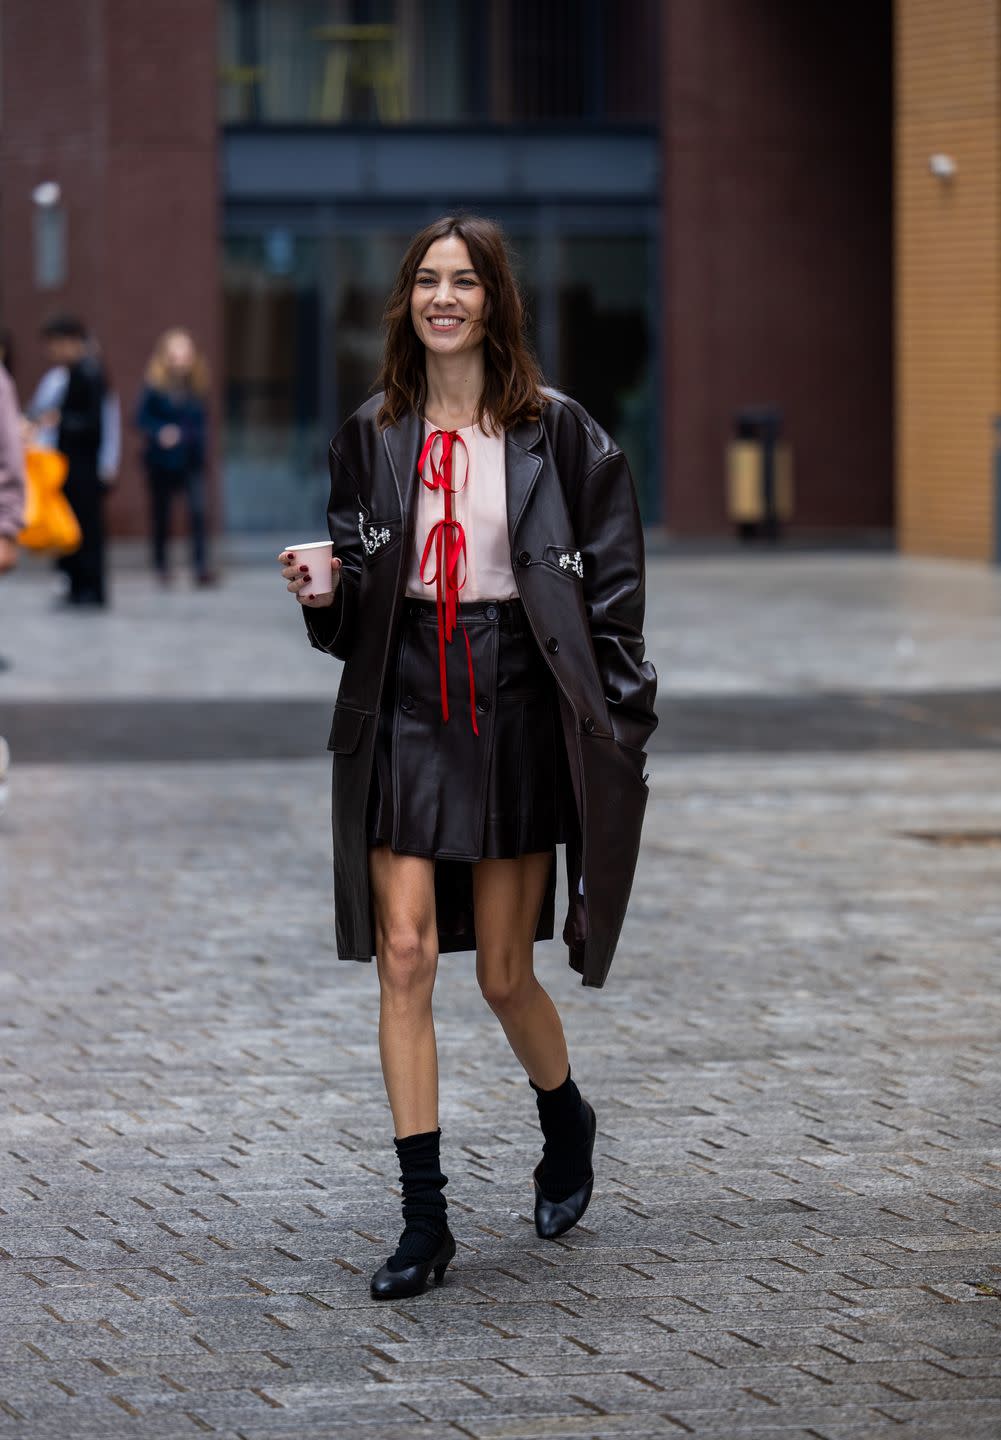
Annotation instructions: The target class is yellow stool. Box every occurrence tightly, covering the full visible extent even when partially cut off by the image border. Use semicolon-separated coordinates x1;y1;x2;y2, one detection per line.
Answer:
312;23;406;122
219;63;265;123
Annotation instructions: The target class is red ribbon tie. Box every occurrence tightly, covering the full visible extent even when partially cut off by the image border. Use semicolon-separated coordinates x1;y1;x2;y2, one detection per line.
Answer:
417;429;479;735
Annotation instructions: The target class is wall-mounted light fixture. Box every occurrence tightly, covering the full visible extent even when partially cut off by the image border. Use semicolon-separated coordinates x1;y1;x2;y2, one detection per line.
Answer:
32;181;62;208
928;153;957;180
32;180;66;289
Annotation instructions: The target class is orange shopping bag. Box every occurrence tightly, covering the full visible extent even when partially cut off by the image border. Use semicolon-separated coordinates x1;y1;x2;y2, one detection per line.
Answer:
18;447;81;553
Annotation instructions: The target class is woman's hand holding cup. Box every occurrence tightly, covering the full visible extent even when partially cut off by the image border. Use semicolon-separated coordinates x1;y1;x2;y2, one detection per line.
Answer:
278;542;342;607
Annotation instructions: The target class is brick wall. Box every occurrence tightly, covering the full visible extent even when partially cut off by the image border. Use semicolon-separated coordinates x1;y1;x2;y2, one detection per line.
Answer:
661;0;894;536
0;0;220;540
895;0;1000;561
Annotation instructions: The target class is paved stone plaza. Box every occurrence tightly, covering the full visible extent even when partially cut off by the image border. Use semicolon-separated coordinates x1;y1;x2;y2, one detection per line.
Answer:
2;549;1000;1438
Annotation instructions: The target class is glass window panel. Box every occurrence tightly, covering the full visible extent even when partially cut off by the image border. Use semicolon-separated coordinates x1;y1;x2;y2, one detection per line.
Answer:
331;231;412;422
222;231;329;532
222;219;656;532
219;0;657;126
554;235;656;520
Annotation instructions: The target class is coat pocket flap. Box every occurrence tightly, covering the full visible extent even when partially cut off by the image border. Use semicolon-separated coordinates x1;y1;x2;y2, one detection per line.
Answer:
356;497;402;563
327;704;368;754
543;544;584;579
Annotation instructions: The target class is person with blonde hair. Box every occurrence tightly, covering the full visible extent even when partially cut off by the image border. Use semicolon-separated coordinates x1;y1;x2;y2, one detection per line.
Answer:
134;328;213;586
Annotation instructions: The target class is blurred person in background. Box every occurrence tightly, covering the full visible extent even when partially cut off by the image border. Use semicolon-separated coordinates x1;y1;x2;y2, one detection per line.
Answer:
98;383;121;490
37;314;108;608
0;328;24;580
26;360;66;451
0;327;26;807
28;352;121;491
134;328;213;587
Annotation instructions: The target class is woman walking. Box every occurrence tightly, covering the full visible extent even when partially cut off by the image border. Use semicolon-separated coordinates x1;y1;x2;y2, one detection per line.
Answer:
278;216;656;1300
134;328;212;585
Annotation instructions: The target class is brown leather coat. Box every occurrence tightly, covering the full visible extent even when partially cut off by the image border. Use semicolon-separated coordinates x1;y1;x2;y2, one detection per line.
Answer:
304;389;657;987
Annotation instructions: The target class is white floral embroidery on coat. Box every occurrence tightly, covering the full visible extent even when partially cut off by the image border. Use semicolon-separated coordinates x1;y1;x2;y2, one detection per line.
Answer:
558;549;583;579
358;512;392;556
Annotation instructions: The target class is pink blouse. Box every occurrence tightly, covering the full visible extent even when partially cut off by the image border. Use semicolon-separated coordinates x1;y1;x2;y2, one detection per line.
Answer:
405;418;519;602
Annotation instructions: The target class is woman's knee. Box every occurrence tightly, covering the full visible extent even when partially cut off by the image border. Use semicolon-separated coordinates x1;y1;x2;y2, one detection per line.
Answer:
377;923;436;998
477;951;536;1013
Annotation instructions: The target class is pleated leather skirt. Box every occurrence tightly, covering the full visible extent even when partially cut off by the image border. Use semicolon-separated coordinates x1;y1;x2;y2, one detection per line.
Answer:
366;597;575;861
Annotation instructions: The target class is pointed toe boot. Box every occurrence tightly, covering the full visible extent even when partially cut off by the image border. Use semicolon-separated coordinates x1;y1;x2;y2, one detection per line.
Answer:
369;1227;456;1300
533;1098;597;1240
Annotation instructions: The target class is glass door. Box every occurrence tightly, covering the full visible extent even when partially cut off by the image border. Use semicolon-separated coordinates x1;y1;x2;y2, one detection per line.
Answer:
222;229;330;532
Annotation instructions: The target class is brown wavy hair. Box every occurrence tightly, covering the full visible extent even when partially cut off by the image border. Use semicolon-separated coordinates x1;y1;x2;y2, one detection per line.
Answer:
375;215;548;432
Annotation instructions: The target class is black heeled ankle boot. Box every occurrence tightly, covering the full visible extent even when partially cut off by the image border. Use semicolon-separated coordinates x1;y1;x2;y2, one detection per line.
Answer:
370;1127;455;1300
529;1067;597;1240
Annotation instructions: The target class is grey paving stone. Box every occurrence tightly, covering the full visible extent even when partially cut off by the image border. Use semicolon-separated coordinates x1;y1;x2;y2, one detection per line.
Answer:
3;555;1001;1438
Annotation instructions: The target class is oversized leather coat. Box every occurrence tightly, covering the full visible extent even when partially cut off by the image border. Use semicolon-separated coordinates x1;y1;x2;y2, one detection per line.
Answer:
304;388;658;988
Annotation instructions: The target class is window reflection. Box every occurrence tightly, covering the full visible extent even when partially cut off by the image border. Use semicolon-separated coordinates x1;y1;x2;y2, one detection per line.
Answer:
222;233;328;531
219;0;658;126
222;223;655;531
555;236;654;515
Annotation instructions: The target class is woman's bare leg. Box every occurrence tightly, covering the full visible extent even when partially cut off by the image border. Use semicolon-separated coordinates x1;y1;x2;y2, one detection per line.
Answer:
472;852;569;1088
368;847;440;1137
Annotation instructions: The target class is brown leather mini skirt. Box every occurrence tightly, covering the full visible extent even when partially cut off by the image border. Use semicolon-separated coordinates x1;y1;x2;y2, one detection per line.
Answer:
366;597;575;861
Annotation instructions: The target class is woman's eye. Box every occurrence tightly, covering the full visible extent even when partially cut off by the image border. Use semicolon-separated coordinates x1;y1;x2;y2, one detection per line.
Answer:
415;277;478;288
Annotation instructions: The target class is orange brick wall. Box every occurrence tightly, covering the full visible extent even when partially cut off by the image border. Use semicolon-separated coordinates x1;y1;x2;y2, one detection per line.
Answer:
895;0;1001;560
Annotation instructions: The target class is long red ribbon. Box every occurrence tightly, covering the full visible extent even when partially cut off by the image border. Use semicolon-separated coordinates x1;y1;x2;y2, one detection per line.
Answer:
417;429;479;735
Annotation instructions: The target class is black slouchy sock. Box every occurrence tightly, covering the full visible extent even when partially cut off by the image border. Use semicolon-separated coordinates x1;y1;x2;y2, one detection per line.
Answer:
530;1065;593;1202
386;1127;449;1272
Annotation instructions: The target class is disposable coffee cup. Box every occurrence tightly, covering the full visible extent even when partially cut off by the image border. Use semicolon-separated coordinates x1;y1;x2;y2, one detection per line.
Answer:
286;539;334;595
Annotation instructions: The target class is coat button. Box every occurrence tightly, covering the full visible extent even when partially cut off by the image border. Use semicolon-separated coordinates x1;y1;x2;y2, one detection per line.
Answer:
517;549;531;567
476;695;492;714
485;604;499;621
545;635;559;654
582;715;595;733
400;695;415;712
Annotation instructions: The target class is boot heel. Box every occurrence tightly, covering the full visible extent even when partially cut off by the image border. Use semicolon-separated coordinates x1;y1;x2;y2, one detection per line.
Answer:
433;1229;456;1285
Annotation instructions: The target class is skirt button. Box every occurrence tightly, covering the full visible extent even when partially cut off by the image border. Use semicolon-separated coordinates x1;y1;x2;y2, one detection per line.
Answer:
485;604;499;621
546;635;559;654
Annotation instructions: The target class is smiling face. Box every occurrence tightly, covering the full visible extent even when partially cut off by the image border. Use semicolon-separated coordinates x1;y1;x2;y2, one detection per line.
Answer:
410;235;486;356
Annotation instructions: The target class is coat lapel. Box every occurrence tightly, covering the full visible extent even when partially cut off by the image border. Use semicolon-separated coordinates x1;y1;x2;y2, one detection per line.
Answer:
384;410;543;547
505;417;544;544
381;409;423;525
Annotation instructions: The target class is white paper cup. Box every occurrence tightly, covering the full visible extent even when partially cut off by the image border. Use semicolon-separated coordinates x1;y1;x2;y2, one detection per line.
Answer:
286;539;334;595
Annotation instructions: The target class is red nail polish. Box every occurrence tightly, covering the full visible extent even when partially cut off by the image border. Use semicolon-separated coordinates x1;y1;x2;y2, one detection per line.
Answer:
299;565;309;573
308;593;315;599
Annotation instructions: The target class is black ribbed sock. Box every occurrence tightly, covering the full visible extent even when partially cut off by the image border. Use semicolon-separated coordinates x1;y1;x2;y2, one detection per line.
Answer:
530;1065;593;1202
386;1127;449;1272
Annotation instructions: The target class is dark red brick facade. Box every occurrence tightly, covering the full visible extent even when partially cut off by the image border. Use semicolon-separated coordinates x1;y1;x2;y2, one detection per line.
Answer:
0;0;220;537
661;0;893;534
1;1;892;540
